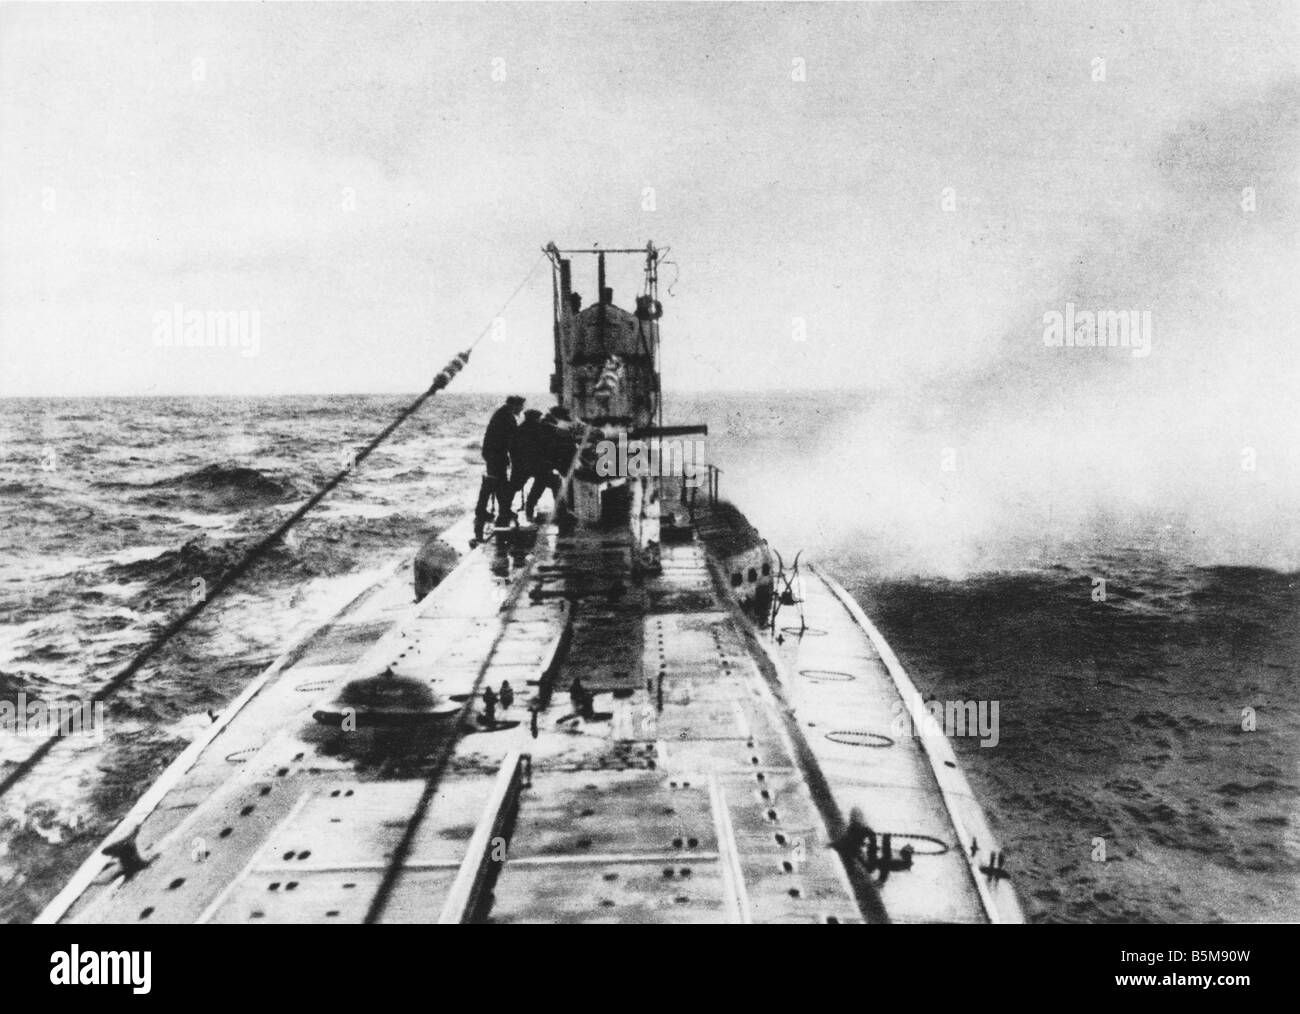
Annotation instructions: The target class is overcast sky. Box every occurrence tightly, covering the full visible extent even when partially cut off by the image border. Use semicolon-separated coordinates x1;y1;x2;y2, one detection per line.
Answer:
1;1;1296;398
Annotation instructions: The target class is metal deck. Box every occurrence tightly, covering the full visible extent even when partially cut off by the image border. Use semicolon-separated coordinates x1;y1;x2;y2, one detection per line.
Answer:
40;516;1020;924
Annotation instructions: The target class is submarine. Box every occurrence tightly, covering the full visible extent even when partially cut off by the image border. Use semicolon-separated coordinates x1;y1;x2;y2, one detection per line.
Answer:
38;242;1023;924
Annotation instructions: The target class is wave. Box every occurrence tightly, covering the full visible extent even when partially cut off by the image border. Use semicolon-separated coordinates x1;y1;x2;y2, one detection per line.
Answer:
100;512;439;591
149;463;304;507
104;533;285;586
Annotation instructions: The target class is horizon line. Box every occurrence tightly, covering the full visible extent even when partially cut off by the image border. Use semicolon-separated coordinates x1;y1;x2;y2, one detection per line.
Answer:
0;386;873;401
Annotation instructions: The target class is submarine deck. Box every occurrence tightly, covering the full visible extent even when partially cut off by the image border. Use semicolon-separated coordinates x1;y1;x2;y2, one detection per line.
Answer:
40;516;1020;924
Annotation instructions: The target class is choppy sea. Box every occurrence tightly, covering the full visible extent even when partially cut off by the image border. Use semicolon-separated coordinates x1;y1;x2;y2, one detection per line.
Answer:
1;392;1297;923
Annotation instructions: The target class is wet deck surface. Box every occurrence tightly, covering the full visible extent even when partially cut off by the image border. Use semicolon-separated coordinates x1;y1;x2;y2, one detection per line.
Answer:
45;516;1017;924
771;571;1020;923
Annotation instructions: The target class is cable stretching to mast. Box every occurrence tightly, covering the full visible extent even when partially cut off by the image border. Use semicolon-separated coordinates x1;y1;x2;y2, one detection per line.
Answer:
0;252;548;802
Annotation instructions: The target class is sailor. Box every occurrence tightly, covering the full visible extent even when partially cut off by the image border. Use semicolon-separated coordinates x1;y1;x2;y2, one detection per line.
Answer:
474;395;525;540
510;409;560;522
544;406;580;509
545;406;578;469
499;680;514;713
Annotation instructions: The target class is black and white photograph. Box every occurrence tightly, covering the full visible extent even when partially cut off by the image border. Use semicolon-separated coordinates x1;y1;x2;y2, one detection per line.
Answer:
0;0;1295;981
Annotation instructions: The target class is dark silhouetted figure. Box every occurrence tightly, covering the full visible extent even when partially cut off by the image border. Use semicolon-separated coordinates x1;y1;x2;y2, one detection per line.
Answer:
481;685;498;727
499;680;514;713
545;407;578;470
511;409;560;521
474;396;524;540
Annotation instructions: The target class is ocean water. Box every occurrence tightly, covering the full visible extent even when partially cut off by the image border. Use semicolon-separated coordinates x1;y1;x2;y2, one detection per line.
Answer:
1;392;1297;923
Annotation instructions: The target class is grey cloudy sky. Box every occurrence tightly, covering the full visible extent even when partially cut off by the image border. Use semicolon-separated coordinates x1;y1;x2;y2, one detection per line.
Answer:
1;1;1296;399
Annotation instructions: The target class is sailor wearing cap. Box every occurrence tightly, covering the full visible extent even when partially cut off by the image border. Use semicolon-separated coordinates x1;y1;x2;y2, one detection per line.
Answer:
473;395;525;540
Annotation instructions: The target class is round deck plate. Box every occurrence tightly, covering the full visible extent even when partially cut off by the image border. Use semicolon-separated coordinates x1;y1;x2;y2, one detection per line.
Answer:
799;669;855;682
825;730;893;748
